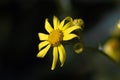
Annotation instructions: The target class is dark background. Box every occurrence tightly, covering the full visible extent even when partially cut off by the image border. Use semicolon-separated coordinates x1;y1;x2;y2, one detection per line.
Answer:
1;0;120;80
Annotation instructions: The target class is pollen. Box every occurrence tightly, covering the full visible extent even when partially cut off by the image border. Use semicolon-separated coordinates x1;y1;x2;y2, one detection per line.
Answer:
48;29;63;46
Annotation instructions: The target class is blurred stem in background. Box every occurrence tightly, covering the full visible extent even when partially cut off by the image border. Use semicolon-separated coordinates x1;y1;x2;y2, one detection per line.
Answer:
54;0;73;17
102;20;120;63
83;20;120;66
72;19;120;69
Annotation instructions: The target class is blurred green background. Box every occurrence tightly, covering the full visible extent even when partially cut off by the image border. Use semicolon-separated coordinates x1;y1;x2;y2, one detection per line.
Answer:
0;0;120;80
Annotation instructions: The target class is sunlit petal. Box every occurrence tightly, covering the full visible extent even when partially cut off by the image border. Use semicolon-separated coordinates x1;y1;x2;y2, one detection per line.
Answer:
62;21;72;30
59;17;72;29
63;26;81;34
58;44;66;67
38;41;49;50
63;34;79;41
53;16;60;29
45;18;53;33
51;47;58;70
37;44;51;58
38;33;49;40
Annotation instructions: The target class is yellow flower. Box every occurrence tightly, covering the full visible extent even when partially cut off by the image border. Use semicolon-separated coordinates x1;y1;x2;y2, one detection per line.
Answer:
72;18;84;27
103;38;120;63
37;16;82;70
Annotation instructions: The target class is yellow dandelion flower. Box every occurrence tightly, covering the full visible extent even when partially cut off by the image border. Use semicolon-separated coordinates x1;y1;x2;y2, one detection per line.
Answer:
37;16;82;70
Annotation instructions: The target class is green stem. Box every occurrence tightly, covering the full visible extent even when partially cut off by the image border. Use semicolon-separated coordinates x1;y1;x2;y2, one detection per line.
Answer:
84;46;120;67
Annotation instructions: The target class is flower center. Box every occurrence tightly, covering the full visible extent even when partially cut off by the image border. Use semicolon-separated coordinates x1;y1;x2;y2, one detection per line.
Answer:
48;29;63;46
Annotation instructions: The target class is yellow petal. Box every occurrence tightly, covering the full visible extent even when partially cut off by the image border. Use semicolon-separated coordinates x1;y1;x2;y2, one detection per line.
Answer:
63;26;81;34
51;47;58;70
62;21;72;30
45;18;53;33
37;44;51;58
59;17;72;29
38;33;49;40
63;34;79;41
58;44;66;67
38;41;49;50
53;16;60;29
